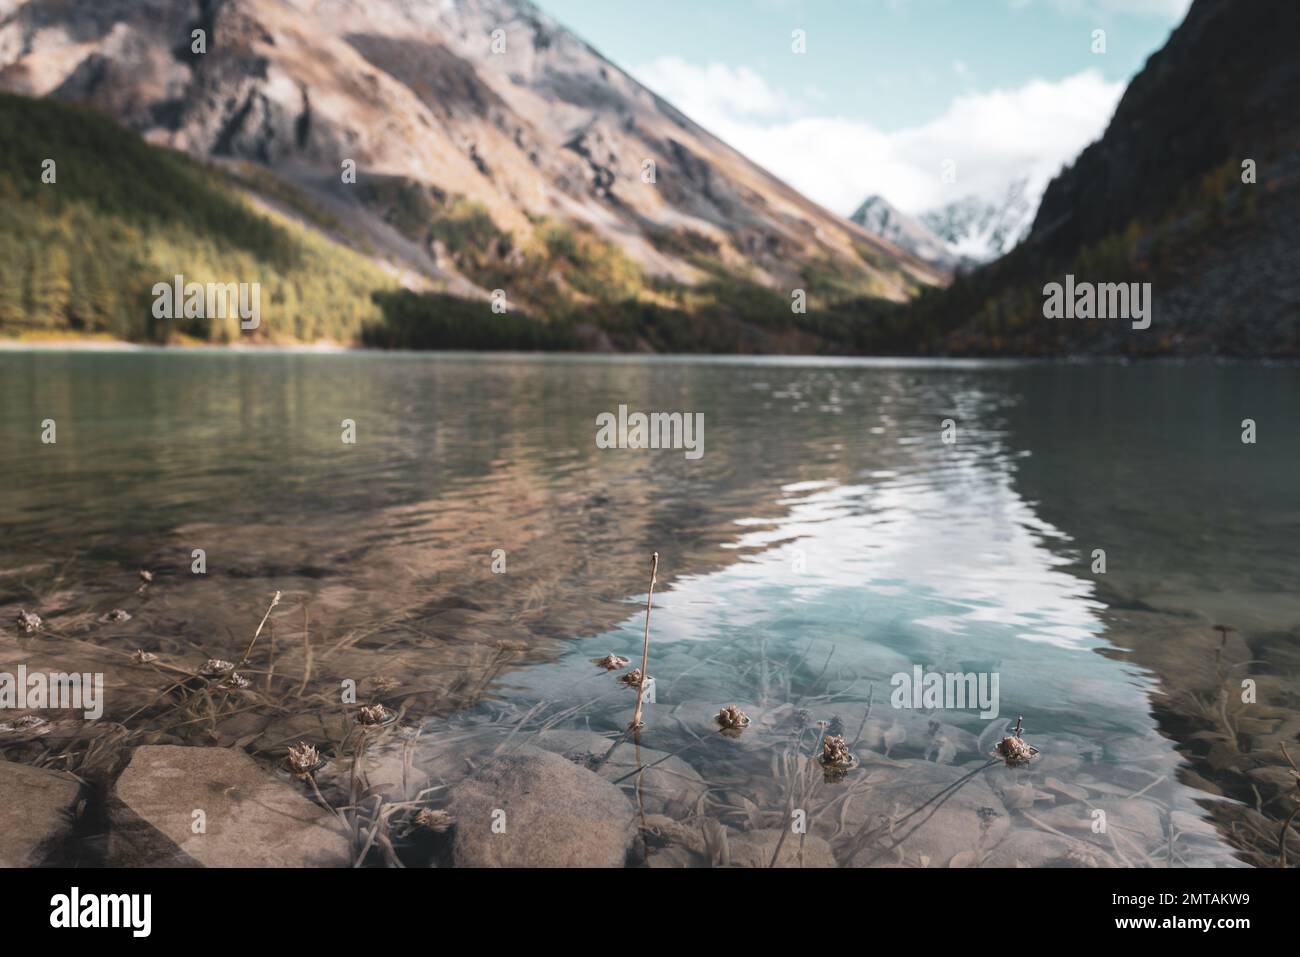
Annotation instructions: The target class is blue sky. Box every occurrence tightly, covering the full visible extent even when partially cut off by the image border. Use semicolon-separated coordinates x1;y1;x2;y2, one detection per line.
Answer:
534;0;1191;216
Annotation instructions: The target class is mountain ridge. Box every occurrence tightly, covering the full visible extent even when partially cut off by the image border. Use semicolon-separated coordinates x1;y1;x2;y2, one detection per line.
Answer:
0;0;942;313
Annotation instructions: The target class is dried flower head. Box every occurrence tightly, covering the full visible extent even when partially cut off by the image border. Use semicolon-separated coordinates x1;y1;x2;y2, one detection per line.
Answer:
15;610;42;634
597;653;630;671
357;703;395;726
994;735;1036;767
101;608;132;623
716;704;751;730
618;669;647;688
131;649;159;664
0;715;51;735
199;658;235;677
992;716;1039;768
414;808;454;833
224;671;251;689
821;734;854;768
285;741;322;775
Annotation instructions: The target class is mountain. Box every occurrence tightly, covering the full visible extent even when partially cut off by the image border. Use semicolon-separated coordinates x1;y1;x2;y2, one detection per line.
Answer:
0;89;578;348
851;177;1038;273
0;90;342;341
906;0;1300;357
849;195;958;272
918;176;1036;266
0;0;942;352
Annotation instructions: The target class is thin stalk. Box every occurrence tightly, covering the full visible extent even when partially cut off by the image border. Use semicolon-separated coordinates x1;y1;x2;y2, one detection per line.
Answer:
629;552;659;731
240;590;282;667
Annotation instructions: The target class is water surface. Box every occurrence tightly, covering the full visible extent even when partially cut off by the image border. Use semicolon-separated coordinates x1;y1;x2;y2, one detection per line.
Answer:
2;350;1296;866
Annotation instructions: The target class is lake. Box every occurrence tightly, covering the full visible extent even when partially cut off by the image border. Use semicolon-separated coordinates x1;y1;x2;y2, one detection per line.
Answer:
2;348;1297;867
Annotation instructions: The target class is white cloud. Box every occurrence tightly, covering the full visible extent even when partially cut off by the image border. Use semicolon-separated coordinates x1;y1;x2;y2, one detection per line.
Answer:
1010;0;1192;19
635;56;796;120
633;58;1124;217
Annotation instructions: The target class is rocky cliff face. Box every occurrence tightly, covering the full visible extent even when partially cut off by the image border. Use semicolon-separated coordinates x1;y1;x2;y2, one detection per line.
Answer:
0;0;940;301
922;0;1300;357
1026;0;1299;261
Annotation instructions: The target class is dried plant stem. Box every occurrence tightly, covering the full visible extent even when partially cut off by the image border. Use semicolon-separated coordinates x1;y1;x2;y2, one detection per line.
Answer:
1279;808;1300;867
629;552;659;731
240;590;282;666
1279;743;1300;867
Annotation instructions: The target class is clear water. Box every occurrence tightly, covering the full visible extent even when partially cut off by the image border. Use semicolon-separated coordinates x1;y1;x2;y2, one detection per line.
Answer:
2;349;1297;867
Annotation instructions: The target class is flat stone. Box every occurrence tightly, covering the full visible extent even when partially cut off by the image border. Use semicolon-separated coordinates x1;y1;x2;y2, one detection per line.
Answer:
730;830;839;868
983;830;1115;867
0;760;81;866
645;844;703;868
727;829;838;868
532;730;708;816
448;745;635;867
640;813;708;856
108;745;351;867
849;762;1008;867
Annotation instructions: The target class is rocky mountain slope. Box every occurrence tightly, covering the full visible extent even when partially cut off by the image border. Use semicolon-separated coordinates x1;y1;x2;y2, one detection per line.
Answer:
0;0;941;348
1027;0;1298;267
909;0;1300;357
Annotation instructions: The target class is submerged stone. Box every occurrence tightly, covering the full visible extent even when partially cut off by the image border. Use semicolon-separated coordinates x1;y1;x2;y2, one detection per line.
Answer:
728;829;838;868
532;729;709;816
850;761;1009;867
983;830;1115;868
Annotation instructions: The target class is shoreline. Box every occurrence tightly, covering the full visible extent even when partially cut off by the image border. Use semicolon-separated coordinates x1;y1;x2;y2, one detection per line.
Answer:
2;338;1294;368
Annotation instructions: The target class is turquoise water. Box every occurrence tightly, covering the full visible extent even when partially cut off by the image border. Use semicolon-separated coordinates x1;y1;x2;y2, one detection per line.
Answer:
3;349;1297;866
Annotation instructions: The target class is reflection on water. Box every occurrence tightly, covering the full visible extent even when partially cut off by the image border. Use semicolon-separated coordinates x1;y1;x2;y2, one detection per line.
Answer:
1;350;1295;866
